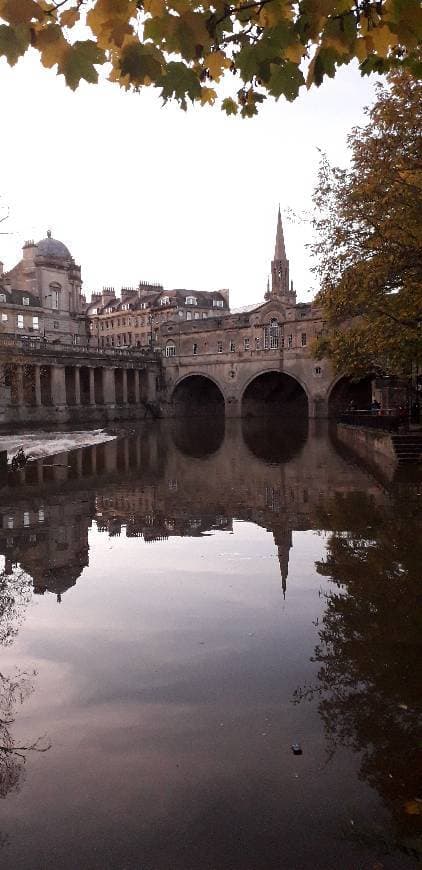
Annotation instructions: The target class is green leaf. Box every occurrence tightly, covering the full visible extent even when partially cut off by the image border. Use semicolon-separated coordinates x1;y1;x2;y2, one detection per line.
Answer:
158;61;201;109
62;40;106;90
0;24;30;65
268;61;304;100
221;96;238;115
119;43;163;84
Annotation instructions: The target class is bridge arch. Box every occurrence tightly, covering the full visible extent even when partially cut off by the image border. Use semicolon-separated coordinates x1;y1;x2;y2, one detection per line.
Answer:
241;369;309;418
171;373;226;417
327;373;373;416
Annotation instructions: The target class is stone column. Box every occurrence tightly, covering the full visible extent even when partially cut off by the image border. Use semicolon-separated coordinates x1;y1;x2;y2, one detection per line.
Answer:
134;369;140;404
51;366;66;406
74;367;81;405
122;368;128;405
89;367;95;405
34;365;42;407
15;365;24;406
103;368;115;405
147;368;157;402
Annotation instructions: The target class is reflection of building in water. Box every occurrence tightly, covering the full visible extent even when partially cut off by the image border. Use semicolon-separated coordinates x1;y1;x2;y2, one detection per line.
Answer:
0;422;387;604
0;494;92;602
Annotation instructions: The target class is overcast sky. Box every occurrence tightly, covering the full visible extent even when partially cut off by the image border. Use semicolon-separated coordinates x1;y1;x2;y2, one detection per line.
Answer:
0;53;379;306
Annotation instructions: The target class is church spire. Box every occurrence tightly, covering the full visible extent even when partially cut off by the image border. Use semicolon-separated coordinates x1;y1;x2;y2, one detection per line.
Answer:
274;204;286;261
271;204;294;301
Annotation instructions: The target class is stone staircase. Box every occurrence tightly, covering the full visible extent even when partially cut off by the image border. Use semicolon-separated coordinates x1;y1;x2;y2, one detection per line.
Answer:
391;434;422;463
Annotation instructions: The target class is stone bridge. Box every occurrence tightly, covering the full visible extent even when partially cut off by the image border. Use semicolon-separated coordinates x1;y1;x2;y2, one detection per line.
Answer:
160;346;372;419
0;336;162;425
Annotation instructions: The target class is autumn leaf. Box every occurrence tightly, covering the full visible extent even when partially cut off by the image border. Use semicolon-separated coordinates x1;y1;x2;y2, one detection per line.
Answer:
204;50;230;81
61;40;106;90
35;24;70;70
0;23;30;65
60;7;81;29
221;96;238;115
200;85;216;105
158;60;201;109
119;42;163;85
0;0;42;26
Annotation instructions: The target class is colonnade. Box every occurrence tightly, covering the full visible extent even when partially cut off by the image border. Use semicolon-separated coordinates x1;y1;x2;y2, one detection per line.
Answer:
1;361;158;411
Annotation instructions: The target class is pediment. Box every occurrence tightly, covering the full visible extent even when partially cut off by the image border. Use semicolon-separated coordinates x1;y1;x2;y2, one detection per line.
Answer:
250;299;286;325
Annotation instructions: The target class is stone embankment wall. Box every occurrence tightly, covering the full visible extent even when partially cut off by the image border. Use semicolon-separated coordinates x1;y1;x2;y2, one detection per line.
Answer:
336;423;398;475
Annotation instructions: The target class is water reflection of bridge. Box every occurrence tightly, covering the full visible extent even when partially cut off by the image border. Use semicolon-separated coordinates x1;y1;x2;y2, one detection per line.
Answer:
0;420;387;602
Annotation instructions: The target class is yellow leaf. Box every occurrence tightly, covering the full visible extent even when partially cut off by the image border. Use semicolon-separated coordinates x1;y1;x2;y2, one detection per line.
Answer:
284;41;304;64
61;8;81;29
200;86;216;105
204;50;230;81
144;0;166;17
35;24;71;69
355;37;368;62
370;23;397;57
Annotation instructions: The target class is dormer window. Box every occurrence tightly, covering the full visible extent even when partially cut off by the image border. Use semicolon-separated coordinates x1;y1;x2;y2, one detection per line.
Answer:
23;296;30;306
160;296;170;306
213;299;224;308
0;294;5;303
91;308;98;315
185;296;197;306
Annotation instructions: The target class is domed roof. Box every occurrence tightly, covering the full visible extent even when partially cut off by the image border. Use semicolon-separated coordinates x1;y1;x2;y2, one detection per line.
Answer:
37;230;71;260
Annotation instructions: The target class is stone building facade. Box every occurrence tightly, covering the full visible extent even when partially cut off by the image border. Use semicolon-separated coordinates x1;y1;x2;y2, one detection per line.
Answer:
0;232;87;345
87;282;230;350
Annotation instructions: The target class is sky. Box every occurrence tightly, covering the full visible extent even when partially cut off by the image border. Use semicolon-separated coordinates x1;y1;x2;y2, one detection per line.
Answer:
0;52;379;307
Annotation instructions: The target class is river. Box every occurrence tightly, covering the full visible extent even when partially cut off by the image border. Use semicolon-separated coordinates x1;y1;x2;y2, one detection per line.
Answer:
0;419;420;869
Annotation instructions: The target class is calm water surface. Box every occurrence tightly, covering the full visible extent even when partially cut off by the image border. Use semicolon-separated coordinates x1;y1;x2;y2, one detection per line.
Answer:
0;420;420;870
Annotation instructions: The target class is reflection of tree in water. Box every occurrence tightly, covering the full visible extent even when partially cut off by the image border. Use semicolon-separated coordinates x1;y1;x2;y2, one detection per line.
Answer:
296;489;422;859
0;565;50;808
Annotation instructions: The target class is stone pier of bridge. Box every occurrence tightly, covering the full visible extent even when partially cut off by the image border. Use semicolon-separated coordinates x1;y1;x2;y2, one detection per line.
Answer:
0;338;162;426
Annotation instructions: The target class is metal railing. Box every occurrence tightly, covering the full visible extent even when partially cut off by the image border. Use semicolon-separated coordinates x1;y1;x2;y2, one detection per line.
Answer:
338;411;401;432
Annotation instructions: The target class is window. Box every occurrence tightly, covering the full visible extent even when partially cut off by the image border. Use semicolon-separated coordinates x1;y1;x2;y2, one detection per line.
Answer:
52;290;60;309
186;311;192;321
38;509;45;523
23;296;29;306
315;366;321;375
300;310;306;318
301;332;307;346
32;316;39;330
23;512;30;527
244;338;250;350
7;516;14;529
185;296;197;305
73;334;78;345
217;341;223;353
255;337;260;349
178;310;184;318
17;314;23;329
202;312;207;319
213;299;224;308
54;321;59;329
2;313;7;322
287;334;292;348
165;342;176;357
193;343;198;354
194;312;200;319
230;340;235;352
0;293;5;302
160;296;170;306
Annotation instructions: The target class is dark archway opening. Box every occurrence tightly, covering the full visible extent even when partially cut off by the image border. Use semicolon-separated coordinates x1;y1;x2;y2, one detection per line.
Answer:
242;417;308;465
328;375;373;416
242;371;308;418
172;375;225;418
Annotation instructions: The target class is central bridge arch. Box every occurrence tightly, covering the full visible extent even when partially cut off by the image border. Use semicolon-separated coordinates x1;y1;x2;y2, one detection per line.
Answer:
241;370;309;418
171;373;225;417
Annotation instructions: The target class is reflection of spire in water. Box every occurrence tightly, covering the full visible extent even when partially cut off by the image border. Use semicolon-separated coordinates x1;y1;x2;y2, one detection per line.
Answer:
273;528;292;599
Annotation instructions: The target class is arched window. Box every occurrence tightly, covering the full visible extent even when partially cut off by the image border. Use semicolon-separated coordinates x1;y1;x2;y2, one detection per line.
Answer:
165;341;176;357
264;318;279;349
